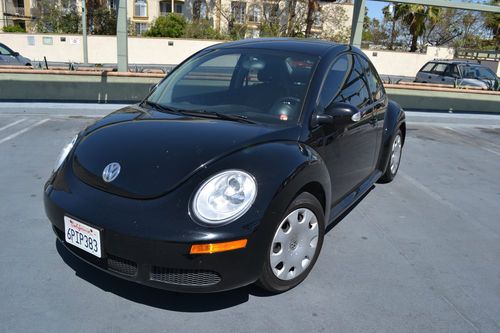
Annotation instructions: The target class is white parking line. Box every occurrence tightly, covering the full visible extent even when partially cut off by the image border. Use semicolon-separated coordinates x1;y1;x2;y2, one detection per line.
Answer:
0;118;26;132
0;119;50;145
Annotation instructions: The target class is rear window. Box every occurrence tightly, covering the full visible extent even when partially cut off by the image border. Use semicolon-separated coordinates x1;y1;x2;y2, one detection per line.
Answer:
420;63;435;72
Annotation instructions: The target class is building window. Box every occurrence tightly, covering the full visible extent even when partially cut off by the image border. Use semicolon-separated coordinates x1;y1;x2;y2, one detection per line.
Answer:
135;22;148;35
160;1;183;15
200;0;207;19
248;5;260;22
175;2;183;13
231;1;246;24
263;3;279;24
107;0;116;10
134;0;147;17
313;11;321;27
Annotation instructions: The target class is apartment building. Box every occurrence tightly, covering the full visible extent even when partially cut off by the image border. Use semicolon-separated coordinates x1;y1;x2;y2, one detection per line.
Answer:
129;0;353;39
1;0;352;39
0;0;34;30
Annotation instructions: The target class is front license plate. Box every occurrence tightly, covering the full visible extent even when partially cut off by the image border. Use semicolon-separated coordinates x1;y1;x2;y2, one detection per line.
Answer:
64;216;102;258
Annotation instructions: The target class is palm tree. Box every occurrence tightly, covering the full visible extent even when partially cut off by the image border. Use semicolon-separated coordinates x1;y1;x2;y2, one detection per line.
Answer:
394;4;440;52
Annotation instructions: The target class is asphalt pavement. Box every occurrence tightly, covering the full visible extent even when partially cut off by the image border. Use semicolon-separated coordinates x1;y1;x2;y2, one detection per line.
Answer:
0;103;499;333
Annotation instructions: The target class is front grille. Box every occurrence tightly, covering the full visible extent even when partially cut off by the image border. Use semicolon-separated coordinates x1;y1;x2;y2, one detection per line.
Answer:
150;266;221;286
107;255;138;276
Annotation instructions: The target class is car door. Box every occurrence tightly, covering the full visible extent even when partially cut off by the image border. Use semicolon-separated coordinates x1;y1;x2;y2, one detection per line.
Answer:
318;53;378;206
359;55;388;162
440;64;457;85
0;44;18;65
429;63;448;84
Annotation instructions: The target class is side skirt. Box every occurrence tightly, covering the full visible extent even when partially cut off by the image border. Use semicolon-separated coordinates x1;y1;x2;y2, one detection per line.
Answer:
327;170;382;226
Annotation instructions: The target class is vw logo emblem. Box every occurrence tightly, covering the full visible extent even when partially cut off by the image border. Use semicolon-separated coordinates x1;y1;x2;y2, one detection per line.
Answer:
102;162;121;183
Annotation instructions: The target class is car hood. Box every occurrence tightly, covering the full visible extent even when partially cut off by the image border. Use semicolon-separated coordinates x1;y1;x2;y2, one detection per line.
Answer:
72;106;300;199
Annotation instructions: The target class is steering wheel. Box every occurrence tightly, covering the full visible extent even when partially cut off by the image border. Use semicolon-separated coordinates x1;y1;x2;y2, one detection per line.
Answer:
269;97;301;121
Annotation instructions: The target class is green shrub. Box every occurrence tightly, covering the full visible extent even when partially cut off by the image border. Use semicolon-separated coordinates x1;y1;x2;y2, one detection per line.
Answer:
228;22;246;40
2;25;25;33
144;14;187;38
183;20;223;39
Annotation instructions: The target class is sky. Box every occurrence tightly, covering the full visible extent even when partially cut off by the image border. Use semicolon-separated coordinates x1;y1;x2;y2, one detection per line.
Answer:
365;0;494;20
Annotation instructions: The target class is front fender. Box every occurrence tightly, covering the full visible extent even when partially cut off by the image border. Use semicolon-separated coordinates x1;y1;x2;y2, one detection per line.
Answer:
195;140;331;261
377;100;405;172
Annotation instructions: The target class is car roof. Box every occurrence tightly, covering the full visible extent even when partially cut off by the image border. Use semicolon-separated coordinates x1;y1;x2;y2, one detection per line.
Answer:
205;38;342;57
427;59;482;66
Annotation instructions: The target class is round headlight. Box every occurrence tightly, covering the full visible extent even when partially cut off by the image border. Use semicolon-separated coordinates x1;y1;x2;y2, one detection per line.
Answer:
192;170;257;225
54;135;78;171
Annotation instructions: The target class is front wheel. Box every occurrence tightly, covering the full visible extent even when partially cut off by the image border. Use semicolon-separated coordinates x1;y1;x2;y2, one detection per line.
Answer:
257;192;325;293
379;129;403;183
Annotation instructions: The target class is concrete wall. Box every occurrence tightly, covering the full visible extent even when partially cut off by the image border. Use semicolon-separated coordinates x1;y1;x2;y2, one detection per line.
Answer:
0;33;220;64
1;32;463;77
1;71;499;112
363;46;455;77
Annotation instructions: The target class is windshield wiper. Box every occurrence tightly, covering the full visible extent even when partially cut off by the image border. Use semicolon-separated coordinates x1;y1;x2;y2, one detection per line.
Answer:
142;100;183;115
178;109;256;124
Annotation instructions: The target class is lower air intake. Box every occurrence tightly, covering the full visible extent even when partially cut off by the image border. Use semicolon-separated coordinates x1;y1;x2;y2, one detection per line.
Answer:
150;266;221;286
107;255;138;276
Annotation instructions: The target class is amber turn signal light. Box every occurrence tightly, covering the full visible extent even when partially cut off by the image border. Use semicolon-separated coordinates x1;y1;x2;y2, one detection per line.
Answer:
190;239;248;254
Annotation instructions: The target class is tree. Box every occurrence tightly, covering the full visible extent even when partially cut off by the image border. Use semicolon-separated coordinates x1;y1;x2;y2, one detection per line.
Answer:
91;7;117;35
483;0;500;49
394;4;441;52
304;0;320;37
144;14;187;37
33;0;81;33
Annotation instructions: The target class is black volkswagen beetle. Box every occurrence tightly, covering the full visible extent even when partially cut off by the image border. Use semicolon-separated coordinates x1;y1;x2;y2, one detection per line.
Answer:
44;38;405;293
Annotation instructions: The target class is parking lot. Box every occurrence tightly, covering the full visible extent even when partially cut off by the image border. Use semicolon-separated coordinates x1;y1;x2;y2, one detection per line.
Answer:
0;103;499;333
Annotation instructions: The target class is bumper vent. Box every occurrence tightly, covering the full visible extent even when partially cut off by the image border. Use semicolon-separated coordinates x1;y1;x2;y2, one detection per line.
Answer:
107;255;138;276
150;267;221;286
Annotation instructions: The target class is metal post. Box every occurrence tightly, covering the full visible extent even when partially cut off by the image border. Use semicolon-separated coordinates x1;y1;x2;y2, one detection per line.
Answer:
82;0;88;64
350;0;366;48
117;0;128;72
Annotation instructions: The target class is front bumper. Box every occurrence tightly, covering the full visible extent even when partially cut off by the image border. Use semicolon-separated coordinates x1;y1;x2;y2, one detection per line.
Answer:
44;183;267;293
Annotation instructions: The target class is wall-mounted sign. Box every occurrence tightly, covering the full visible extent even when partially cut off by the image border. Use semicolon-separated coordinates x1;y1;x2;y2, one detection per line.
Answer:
27;36;35;46
43;37;53;45
69;37;80;45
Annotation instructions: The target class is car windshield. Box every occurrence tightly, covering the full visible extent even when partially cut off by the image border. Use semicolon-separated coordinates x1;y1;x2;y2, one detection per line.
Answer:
147;49;319;126
460;65;497;80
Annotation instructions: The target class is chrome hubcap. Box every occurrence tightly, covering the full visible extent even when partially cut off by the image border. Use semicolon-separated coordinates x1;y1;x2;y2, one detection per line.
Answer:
270;208;319;281
390;134;402;174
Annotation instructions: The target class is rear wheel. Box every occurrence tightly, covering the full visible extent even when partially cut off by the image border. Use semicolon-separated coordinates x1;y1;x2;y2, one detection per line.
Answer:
257;192;325;293
379;129;403;183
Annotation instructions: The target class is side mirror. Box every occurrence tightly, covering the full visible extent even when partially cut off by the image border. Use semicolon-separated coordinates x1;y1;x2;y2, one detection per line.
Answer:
316;102;361;127
12;52;20;57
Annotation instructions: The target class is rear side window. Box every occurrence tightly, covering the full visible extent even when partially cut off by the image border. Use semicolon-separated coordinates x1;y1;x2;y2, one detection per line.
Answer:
431;64;448;74
332;55;371;109
360;56;384;101
420;62;435;72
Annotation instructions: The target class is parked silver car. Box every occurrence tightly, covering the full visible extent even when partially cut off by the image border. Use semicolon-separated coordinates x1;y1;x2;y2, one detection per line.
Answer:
415;60;499;90
0;43;31;66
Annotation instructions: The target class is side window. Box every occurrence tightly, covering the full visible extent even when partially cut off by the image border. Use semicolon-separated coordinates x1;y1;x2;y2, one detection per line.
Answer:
319;54;352;107
360;56;384;101
420;62;435;73
431;64;447;75
0;45;10;55
332;55;371;109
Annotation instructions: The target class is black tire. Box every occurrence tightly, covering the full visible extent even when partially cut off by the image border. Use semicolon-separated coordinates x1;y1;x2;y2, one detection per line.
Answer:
379;129;403;183
257;192;325;293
